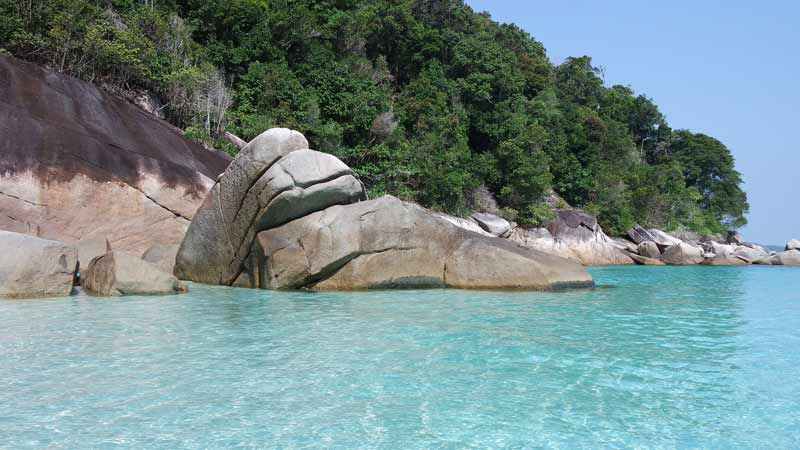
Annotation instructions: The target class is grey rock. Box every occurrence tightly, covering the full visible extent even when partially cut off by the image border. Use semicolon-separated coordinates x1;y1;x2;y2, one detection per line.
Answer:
771;250;800;266
626;225;657;245
625;251;665;266
141;244;180;274
471;212;513;238
176;129;369;285
83;251;186;296
702;254;749;266
0;231;78;298
250;196;593;291
648;229;684;248
662;242;705;265
786;239;800;251
731;245;769;264
637;241;662;260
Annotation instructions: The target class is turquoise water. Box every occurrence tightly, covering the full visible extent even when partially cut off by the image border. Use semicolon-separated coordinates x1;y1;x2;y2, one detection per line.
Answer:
1;266;799;449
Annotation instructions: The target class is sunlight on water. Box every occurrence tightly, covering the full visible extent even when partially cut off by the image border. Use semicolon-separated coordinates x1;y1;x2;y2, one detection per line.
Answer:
1;266;799;449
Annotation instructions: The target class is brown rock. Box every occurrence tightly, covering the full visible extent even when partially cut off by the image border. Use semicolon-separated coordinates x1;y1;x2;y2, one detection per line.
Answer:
83;251;186;296
0;231;78;298
251;196;593;291
662;242;705;265
0;55;230;257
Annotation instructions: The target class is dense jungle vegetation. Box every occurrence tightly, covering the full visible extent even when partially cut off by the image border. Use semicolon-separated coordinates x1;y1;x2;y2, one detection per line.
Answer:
0;0;749;234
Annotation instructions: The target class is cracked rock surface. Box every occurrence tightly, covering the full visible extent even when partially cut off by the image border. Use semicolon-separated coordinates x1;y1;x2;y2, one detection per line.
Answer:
0;55;230;268
176;128;594;291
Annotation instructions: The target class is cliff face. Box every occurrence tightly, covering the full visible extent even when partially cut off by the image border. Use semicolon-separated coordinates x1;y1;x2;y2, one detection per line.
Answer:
0;55;231;259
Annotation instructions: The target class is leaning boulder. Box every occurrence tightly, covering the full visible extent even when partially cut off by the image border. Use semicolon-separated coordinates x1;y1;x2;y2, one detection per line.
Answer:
175;129;370;285
0;231;77;298
648;229;684;249
637;241;662;260
662;242;705;265
83;251;186;296
625;251;665;266
471;213;512;238
251;196;593;291
786;239;800;252
626;225;657;244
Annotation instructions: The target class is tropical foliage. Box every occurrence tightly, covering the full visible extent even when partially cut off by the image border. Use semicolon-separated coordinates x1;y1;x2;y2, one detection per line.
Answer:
0;0;749;234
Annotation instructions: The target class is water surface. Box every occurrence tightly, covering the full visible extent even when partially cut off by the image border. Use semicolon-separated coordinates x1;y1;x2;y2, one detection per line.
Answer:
1;266;799;449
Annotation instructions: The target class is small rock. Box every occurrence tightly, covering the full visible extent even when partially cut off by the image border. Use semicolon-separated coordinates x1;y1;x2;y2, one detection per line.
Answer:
83;251;187;296
786;239;800;251
471;213;512;238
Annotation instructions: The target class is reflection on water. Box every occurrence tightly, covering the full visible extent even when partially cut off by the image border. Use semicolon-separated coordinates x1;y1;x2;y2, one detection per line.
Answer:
1;266;799;449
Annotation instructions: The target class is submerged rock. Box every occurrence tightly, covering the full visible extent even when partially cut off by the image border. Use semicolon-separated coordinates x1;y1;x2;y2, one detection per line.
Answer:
83;251;186;296
0;231;78;298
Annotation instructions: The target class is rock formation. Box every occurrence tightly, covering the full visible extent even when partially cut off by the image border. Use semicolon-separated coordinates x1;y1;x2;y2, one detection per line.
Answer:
175;128;594;291
508;210;633;265
0;55;230;270
0;230;78;298
786;239;800;252
82;251;186;296
471;213;513;238
772;250;800;266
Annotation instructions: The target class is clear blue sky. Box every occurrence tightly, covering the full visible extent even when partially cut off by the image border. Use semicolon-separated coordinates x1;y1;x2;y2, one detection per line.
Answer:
466;0;798;244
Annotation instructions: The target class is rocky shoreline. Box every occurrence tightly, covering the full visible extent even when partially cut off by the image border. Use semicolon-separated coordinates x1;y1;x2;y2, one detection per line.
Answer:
0;57;797;299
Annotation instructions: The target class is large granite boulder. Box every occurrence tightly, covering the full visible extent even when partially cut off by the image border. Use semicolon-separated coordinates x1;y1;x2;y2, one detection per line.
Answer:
175;131;367;285
0;231;78;298
625;251;666;266
637;241;662;260
250;196;593;291
786;239;800;252
471;213;512;238
702;254;749;266
732;245;770;264
771;250;800;266
175;128;593;290
0;55;230;258
662;242;705;265
82;251;186;296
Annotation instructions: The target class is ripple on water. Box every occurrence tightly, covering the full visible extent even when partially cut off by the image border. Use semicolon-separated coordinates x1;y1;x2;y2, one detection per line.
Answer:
1;265;799;449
